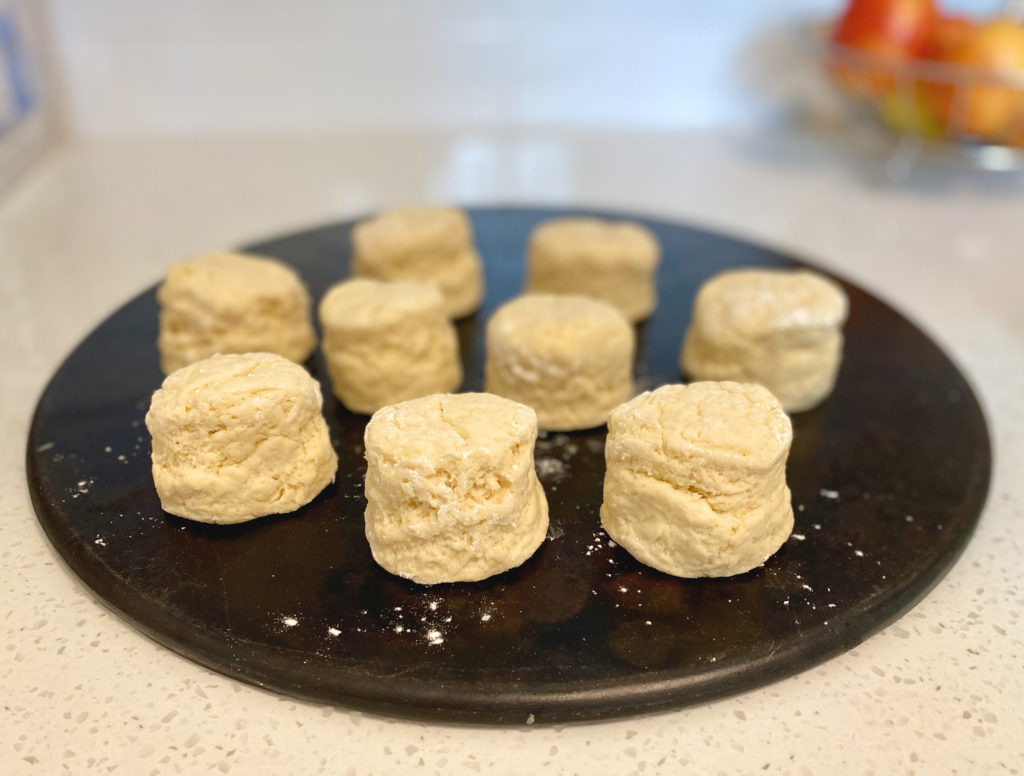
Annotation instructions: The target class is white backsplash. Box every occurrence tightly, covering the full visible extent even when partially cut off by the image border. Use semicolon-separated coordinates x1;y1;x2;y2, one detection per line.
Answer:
48;0;850;136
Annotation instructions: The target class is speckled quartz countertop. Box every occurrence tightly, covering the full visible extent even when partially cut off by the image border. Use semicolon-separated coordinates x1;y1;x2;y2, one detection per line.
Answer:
2;130;1021;775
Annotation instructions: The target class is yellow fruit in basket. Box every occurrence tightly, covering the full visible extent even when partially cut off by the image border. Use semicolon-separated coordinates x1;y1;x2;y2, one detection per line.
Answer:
876;90;942;136
924;19;1024;142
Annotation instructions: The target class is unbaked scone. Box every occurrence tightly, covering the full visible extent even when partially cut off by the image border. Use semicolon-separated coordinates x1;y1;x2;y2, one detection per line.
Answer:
145;352;337;524
363;393;549;584
680;268;849;413
156;252;317;374
525;217;661;322
600;381;793;578
485;293;634;431
351;207;484;319
319;278;462;415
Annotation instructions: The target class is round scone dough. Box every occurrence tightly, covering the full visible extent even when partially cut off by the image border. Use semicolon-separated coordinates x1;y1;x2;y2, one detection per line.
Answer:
363;393;549;585
525;217;661;322
319;278;462;414
485;293;635;431
600;381;793;578
145;352;337;524
680;268;849;413
351;207;484;319
156;252;317;374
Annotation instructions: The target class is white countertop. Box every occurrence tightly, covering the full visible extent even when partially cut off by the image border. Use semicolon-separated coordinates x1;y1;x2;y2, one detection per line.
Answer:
2;129;1021;774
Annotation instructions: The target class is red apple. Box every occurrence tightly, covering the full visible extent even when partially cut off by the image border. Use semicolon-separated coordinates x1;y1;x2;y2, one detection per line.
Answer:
828;0;938;96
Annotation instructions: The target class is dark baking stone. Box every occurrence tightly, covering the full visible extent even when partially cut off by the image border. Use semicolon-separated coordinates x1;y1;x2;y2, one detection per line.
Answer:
26;207;990;724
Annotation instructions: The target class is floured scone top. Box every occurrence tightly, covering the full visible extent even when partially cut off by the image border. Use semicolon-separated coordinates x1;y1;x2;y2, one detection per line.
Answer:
145;353;337;524
601;381;794;578
363;393;549;584
351;207;484;318
681;268;849;412
319;278;462;414
526;217;661;321
156;252;317;374
485;293;635;430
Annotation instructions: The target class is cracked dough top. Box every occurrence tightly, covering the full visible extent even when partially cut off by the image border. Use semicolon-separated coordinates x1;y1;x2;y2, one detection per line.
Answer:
352;207;471;262
487;293;633;355
157;252;310;314
149;352;325;437
608;381;792;475
693;269;848;341
530;217;660;269
319;278;446;330
365;393;537;465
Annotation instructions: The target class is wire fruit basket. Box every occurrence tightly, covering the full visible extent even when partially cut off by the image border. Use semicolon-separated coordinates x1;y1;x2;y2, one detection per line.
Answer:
823;33;1024;174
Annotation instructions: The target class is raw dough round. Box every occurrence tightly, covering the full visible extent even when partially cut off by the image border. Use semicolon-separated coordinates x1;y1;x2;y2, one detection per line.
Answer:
145;352;337;524
525;217;661;322
319;278;462;415
600;381;793;578
351;207;484;319
680;268;849;413
484;293;635;431
156;252;317;374
363;393;549;585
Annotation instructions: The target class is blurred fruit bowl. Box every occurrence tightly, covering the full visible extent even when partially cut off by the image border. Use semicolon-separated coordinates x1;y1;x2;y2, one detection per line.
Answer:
824;35;1024;148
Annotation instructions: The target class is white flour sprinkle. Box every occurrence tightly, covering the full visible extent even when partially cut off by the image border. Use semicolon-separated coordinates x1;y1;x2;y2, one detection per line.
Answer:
905;515;914;522
72;479;94;499
819;489;840;500
480;613;491;622
94;536;106;547
854;549;865;557
327;627;341;637
535;457;568;481
546;521;565;541
428;601;439;611
36;442;55;453
425;630;444;646
791;533;806;541
281;616;299;627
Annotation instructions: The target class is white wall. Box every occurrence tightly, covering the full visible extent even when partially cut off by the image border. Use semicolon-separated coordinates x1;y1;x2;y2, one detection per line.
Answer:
46;0;837;135
46;0;1001;137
